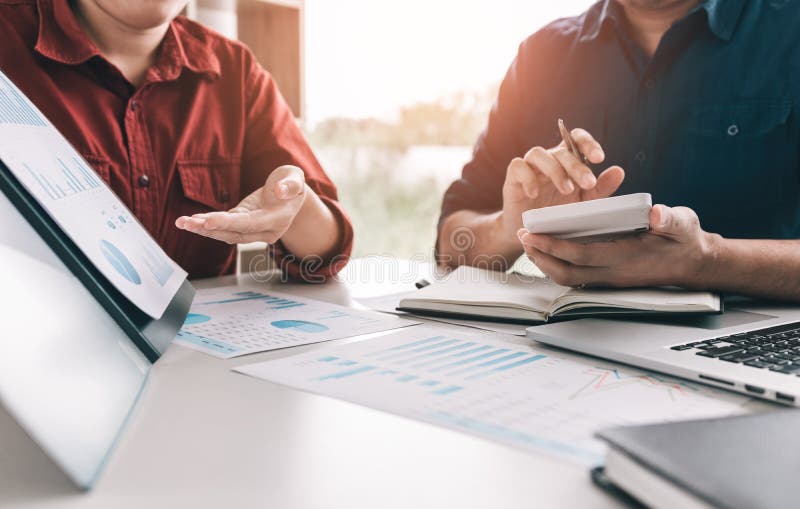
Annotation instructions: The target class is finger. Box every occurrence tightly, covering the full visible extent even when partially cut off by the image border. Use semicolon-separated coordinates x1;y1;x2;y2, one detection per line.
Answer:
525;146;575;194
570;128;605;164
520;232;613;267
523;246;596;287
203;209;292;234
507;157;539;199
582;166;625;201
184;227;280;245
175;216;206;230
195;211;259;232
650;205;700;240
551;146;597;190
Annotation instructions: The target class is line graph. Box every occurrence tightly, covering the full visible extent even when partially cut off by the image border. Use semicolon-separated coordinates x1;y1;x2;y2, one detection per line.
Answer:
570;366;698;401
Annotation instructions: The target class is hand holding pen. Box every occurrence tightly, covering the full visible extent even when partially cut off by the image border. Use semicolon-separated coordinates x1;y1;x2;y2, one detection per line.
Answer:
535;118;618;196
496;118;627;251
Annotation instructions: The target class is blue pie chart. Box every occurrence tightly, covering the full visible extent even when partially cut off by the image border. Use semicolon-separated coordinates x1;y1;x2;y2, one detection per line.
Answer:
184;313;211;326
271;320;329;333
100;239;141;285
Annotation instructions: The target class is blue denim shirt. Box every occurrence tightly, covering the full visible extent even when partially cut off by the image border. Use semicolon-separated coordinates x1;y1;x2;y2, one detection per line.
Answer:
441;0;800;239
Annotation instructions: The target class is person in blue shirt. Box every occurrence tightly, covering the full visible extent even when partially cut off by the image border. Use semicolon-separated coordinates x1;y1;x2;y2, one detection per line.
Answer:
438;0;800;300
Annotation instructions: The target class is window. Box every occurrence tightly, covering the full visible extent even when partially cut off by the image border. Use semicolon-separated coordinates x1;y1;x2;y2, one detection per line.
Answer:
304;0;595;259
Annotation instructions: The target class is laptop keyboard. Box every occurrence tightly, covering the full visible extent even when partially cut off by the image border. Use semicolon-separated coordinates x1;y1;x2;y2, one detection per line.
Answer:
670;321;800;375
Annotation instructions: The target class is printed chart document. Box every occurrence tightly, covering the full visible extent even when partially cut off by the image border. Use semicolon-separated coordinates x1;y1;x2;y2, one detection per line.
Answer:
175;284;420;358
236;325;761;466
0;71;185;318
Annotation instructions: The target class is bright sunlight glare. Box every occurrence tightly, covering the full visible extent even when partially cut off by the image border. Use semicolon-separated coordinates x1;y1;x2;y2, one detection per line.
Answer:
305;0;597;125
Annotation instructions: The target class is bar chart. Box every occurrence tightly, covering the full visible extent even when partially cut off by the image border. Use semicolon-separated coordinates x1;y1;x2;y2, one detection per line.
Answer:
0;73;47;127
23;156;101;203
314;335;549;394
201;290;306;310
237;325;756;467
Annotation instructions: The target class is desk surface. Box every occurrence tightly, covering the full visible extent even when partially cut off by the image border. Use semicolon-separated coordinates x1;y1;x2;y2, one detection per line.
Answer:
0;258;619;509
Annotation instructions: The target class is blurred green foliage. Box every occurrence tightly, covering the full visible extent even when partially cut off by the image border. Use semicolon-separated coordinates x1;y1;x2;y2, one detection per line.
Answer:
307;87;496;258
319;148;444;258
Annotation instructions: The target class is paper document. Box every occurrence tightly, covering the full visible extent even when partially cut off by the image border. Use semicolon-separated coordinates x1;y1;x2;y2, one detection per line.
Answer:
0;71;186;318
175;284;420;358
236;325;759;466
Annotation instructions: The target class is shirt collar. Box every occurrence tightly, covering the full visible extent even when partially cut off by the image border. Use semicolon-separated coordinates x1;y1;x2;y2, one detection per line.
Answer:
578;0;624;43
35;0;100;65
579;0;747;44
167;18;222;80
700;0;747;41
34;0;220;81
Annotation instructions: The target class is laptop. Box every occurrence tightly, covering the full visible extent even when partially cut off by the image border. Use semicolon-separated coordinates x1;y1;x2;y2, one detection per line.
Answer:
526;302;800;406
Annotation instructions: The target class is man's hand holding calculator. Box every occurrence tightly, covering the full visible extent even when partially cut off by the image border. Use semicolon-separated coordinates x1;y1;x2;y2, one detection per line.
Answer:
515;121;719;289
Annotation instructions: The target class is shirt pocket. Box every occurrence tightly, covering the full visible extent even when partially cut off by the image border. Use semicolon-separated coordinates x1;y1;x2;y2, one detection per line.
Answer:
176;159;241;212
682;100;795;216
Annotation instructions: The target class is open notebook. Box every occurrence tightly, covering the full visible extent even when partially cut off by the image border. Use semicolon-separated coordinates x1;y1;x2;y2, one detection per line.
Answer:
398;266;721;323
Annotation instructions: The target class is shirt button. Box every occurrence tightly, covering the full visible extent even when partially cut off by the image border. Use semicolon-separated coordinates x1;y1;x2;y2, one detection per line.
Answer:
130;100;138;112
220;190;230;202
635;150;646;163
727;124;740;136
644;78;655;90
138;175;150;188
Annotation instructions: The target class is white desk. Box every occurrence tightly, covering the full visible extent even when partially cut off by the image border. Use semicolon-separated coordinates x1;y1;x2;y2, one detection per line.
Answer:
0;258;620;509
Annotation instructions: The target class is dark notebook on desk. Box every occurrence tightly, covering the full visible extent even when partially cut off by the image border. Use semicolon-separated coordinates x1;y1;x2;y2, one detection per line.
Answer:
594;410;800;509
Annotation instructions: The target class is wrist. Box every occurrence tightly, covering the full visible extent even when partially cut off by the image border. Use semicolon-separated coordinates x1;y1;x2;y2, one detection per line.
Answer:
684;231;725;289
487;211;525;269
283;183;312;230
281;185;340;260
438;210;522;269
494;210;524;259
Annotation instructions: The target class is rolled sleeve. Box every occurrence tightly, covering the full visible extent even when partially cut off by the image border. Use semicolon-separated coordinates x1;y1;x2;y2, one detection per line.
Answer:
270;191;354;282
242;51;352;281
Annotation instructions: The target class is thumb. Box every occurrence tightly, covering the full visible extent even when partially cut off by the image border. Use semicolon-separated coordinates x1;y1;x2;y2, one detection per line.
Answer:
275;178;304;200
271;165;305;200
650;205;699;241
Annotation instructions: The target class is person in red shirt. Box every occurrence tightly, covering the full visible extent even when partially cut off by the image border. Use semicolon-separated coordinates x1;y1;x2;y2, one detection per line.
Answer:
0;0;353;280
